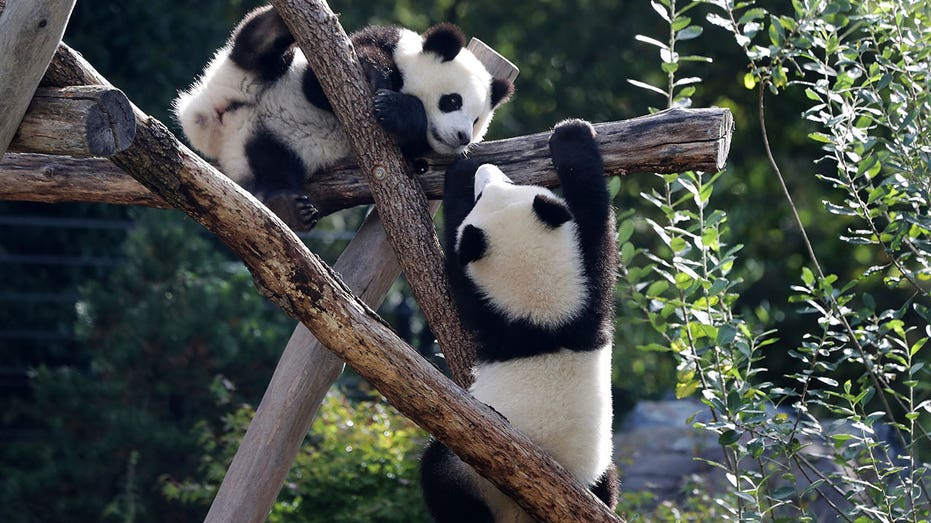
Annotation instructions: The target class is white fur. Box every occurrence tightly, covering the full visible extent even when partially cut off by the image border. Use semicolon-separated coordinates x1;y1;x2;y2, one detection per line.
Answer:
453;347;614;522
458;165;588;328
174;48;350;186
394;30;495;155
175;26;500;188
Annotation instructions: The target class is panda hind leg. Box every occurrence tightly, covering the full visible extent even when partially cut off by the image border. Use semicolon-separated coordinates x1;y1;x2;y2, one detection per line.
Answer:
245;132;319;231
229;5;296;82
421;440;495;523
590;465;619;510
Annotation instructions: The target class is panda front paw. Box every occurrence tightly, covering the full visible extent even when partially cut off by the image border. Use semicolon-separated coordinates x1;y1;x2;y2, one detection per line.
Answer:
549;118;599;172
264;190;320;231
373;89;427;140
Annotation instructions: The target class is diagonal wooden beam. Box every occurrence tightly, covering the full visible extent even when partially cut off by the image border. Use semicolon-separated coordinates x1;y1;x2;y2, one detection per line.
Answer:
0;107;733;212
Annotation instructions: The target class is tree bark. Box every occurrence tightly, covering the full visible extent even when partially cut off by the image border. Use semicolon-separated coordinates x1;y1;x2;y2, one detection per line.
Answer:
0;153;169;208
38;41;623;523
9;86;135;157
0;0;76;155
1;109;733;212
205;203;439;523
267;0;480;388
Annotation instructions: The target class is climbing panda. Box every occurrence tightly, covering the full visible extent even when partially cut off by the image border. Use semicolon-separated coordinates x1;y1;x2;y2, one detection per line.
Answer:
421;119;618;522
173;5;514;230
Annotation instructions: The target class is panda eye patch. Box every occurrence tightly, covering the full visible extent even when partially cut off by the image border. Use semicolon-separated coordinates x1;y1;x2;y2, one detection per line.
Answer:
439;93;463;113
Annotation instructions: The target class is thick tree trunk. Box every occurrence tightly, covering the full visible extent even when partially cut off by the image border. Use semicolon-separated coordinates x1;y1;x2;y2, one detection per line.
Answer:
38;41;623;523
0;0;76;154
9;86;135;157
0;108;732;211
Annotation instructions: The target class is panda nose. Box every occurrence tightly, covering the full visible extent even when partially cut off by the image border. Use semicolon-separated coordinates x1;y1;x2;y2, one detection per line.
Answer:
457;131;471;146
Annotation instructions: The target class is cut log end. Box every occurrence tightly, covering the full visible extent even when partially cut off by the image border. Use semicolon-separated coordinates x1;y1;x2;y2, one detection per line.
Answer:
9;85;136;157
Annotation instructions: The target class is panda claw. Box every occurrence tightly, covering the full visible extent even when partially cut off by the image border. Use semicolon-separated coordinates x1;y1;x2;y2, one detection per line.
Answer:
264;190;320;231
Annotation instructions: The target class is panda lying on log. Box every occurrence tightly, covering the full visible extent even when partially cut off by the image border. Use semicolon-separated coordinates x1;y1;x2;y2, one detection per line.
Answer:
421;119;619;522
174;5;514;230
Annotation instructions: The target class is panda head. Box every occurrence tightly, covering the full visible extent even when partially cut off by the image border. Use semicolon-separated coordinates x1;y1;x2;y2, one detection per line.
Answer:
454;164;588;328
395;24;514;155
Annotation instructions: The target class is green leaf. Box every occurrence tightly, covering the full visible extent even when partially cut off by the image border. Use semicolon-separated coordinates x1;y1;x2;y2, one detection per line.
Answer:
627;78;668;97
718;429;741;446
717;325;737;346
646;280;669;298
617;219;634;244
671;16;691;31
676;26;703;41
801;267;814;286
743;72;757;89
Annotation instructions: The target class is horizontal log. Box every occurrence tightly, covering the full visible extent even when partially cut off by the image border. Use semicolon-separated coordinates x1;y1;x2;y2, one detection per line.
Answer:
9;85;135;157
0;108;733;213
0;153;169;208
312;107;732;213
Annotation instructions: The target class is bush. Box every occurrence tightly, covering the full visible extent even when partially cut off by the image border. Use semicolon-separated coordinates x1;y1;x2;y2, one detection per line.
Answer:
164;391;430;523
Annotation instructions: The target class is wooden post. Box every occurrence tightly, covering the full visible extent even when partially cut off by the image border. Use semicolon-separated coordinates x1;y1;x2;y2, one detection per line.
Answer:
9;86;135;157
0;0;77;155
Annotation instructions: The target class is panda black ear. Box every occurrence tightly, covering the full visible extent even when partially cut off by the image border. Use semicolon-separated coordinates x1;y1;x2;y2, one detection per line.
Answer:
533;195;572;228
457;225;487;266
491;78;514;108
422;23;465;62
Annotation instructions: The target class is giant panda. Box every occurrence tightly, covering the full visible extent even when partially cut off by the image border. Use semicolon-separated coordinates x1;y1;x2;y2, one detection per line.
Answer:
421;119;618;522
174;5;514;230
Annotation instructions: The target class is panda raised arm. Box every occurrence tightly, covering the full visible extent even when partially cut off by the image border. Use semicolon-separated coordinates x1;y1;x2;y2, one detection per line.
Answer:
173;5;514;230
422;119;618;523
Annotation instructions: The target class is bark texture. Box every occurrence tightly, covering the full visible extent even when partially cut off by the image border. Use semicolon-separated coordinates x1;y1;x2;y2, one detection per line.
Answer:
9;86;135;157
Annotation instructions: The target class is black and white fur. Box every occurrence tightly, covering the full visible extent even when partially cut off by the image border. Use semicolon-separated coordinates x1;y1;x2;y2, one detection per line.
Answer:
421;119;618;522
174;6;514;229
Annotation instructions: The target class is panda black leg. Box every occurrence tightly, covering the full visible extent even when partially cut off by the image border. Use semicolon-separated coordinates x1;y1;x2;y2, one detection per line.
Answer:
590;465;619;510
229;5;296;82
548;119;609;227
245;132;319;231
421;440;495;523
373;89;430;156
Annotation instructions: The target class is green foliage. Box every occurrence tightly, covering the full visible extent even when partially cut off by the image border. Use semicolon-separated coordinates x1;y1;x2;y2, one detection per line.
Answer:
0;210;291;523
164;392;429;523
621;0;931;520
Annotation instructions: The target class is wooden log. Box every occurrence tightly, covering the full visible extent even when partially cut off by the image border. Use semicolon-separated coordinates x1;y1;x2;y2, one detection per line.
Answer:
205;203;440;523
0;153;169;208
0;108;734;212
40;41;623;523
9;86;135;157
0;0;77;155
